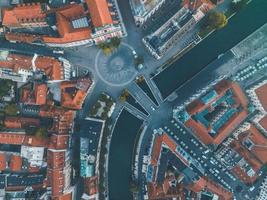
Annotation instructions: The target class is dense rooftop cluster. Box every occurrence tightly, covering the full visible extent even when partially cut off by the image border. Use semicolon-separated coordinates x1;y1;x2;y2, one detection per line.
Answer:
144;129;232;200
0;49;94;199
171;78;267;193
175;80;248;146
1;0;124;47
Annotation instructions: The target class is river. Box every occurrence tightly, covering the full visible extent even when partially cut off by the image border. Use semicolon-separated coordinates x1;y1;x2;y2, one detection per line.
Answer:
153;0;267;99
108;0;267;199
108;109;143;200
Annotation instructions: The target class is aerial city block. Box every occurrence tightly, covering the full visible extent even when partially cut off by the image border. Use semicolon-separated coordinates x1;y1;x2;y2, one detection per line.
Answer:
0;0;266;200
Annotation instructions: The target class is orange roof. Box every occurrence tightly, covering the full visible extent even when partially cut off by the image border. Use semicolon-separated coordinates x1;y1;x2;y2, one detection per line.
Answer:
4;117;40;129
56;192;72;200
259;115;267;131
231;165;258;184
43;4;91;44
238;125;267;164
183;0;214;11
186;99;205;115
230;140;262;174
185;80;248;145
9;155;22;172
48;168;64;197
24;136;49;147
162;133;177;152
0;132;25;145
150;134;162;166
35;83;47;105
60;78;92;110
188;177;233;200
0;153;6;171
34;56;64;81
255;83;267;111
84;176;99;197
213;109;248;145
2;3;47;27
0;52;64;81
86;0;113;27
49;135;69;150
47;150;65;169
5;32;42;43
148;175;185;200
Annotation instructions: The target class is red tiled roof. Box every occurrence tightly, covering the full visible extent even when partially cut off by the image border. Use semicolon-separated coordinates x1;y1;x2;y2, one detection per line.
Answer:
150;134;162;166
183;0;214;11
186;99;205;115
35;56;64;81
231;165;257;184
5;32;42;43
84;176;99;197
0;132;25;145
188;177;232;200
255;83;267;111
35;83;47;105
162;134;177;151
0;52;64;81
10;155;22;172
86;0;113;27
48;135;69;150
230;140;262;176
48;168;64;197
2;3;47;27
259;115;267;132
47;150;65;169
60;78;92;110
148;175;185;200
24;136;49;147
238;125;267;164
0;153;6;171
185;80;248;145
43;4;91;44
4;117;40;129
56;192;72;200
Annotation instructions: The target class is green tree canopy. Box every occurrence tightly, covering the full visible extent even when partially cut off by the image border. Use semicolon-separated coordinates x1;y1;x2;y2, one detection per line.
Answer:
205;11;228;30
35;127;48;138
4;104;19;116
0;80;12;98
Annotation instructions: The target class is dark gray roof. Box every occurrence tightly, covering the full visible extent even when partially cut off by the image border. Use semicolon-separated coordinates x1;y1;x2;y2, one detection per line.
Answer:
78;118;104;157
7;174;45;187
0;175;6;189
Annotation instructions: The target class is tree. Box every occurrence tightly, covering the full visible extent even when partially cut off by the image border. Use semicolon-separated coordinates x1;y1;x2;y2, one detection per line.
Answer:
4;104;19;116
25;126;37;135
0;80;12;98
119;89;130;102
134;55;144;67
129;180;139;193
205;11;228;30
35;127;48;138
110;37;121;49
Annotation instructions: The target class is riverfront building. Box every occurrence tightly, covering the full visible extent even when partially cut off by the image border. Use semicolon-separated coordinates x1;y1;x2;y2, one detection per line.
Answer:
1;0;125;47
129;0;167;25
144;129;233;199
174;80;249;146
78;118;105;200
142;0;214;59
